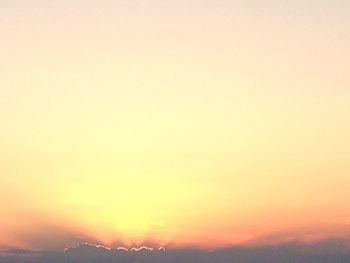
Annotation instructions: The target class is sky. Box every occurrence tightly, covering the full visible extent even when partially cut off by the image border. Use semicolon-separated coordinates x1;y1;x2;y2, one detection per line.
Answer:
0;0;350;251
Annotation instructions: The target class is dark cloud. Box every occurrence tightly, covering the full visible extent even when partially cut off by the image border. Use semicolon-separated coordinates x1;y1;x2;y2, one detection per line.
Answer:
12;220;98;251
243;223;350;247
3;248;39;255
2;238;350;263
21;225;96;251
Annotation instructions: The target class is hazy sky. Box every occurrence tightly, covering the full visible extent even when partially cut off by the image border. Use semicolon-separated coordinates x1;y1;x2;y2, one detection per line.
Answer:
1;0;350;250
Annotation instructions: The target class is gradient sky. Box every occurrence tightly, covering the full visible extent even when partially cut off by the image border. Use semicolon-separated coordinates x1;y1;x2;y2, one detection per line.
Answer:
1;0;350;250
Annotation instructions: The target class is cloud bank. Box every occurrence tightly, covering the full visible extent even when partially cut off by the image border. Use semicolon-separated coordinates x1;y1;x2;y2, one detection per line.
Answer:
1;238;350;263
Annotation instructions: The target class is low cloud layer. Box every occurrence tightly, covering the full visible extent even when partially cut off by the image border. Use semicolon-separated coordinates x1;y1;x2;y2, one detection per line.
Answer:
1;238;350;263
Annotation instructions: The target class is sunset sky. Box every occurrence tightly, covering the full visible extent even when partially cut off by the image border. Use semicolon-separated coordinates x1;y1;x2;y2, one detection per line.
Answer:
1;0;350;251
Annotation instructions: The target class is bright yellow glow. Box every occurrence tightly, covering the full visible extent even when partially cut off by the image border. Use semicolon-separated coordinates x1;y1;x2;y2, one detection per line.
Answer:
1;0;350;250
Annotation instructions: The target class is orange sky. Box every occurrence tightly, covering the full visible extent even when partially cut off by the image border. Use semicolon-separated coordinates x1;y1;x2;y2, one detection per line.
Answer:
1;0;350;250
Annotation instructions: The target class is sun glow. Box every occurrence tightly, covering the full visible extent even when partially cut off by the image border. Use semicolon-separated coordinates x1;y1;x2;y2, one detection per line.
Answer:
1;0;350;251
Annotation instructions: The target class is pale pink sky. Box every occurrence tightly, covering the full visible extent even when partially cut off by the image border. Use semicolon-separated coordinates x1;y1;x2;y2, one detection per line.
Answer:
0;0;350;250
